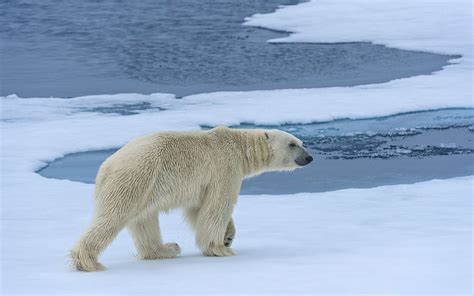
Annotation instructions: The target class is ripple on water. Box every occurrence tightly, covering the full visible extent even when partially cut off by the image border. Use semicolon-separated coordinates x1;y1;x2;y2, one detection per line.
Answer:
1;0;459;97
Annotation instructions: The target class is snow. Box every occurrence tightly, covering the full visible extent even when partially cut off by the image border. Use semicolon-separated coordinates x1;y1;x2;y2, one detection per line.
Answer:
1;93;176;122
1;94;472;293
244;0;473;58
1;0;473;294
2;173;472;294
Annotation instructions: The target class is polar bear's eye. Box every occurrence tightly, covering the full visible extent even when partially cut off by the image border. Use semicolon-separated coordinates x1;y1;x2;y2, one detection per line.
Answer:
289;143;297;148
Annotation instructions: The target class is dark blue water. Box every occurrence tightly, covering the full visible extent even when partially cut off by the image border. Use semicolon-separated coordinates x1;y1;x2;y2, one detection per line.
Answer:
1;0;457;97
37;109;474;194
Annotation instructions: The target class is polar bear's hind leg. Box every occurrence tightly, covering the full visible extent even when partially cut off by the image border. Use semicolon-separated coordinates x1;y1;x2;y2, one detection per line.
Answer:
70;210;129;272
128;209;181;259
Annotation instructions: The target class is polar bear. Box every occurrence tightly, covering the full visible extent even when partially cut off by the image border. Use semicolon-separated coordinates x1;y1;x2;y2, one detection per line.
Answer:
70;127;313;271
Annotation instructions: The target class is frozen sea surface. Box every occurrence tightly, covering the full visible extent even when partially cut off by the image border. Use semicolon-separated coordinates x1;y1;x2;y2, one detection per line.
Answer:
0;0;456;97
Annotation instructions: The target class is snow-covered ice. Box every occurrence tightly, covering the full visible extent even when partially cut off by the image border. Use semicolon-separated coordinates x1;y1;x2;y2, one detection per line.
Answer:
1;96;472;294
1;0;473;294
2;172;472;294
244;0;473;57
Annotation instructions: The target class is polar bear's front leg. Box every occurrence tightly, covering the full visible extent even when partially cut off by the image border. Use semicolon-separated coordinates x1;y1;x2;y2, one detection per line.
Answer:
195;183;238;257
185;208;236;247
224;217;236;247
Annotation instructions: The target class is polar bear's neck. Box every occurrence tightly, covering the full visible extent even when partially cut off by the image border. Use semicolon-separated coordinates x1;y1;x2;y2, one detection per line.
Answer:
235;130;272;178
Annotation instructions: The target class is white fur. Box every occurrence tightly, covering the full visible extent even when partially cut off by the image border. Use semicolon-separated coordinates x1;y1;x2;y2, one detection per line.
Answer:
70;127;309;271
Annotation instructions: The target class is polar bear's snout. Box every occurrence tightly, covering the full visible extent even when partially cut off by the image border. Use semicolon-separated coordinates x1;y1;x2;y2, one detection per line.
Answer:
295;148;313;166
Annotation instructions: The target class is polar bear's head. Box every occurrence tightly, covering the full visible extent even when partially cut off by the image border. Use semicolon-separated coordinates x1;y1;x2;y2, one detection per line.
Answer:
265;129;313;171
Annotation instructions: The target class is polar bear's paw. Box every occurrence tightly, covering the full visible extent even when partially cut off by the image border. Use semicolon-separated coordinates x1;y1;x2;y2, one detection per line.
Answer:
203;245;236;257
224;234;234;247
140;242;181;260
70;249;107;272
74;260;107;272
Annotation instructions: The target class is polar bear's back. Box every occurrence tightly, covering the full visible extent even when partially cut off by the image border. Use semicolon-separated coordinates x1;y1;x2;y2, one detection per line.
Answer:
93;131;224;210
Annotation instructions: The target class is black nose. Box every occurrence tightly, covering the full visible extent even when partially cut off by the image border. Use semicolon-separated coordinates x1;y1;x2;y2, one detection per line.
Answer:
306;156;313;163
